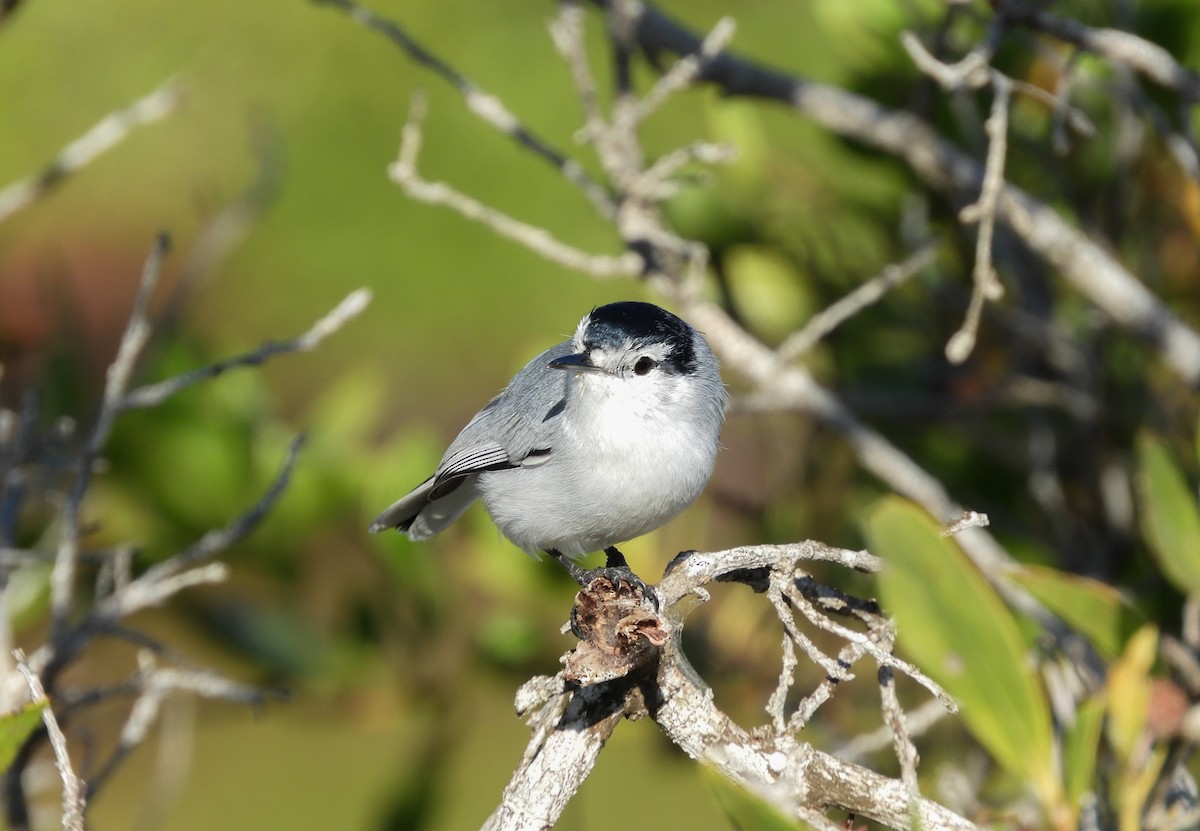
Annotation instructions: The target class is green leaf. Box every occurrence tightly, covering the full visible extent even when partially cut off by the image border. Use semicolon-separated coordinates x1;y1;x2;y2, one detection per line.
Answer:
1136;432;1200;594
1009;565;1143;658
723;245;814;342
1063;694;1106;811
0;701;45;773
1106;625;1157;762
865;498;1060;812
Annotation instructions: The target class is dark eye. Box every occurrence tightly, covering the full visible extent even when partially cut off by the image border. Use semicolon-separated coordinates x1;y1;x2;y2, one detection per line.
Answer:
633;357;655;375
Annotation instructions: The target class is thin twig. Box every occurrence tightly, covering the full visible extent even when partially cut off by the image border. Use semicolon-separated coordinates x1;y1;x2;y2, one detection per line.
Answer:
121;289;372;410
128;434;305;591
549;1;606;146
0;80;183;225
766;632;797;733
632;16;736;123
789;641;868;732
388;95;641;278
50;234;170;636
1003;0;1200;103
768;573;845;679
315;0;617;220
786;581;956;710
838;697;950;762
779;243;938;360
86;652;267;798
948;76;1011;364
879;666;921;793
940;511;991;537
13;649;85;831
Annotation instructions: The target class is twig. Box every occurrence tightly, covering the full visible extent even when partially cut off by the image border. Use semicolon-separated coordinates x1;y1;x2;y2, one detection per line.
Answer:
948;75;1011;364
86;652;266;798
549;1;607;145
388;95;641;278
13;649;85;831
789;641;868;733
0;80;183;225
940;511;991;537
768;573;846;679
1002;0;1200;103
838;697;950;762
766;632;797;733
631;16;736;124
121;289;372;410
879;666;921;794
125;434;305;594
50;234;170;636
900;30;992;91
778;244;938;360
785;581;956;710
314;0;617;221
104;563;229;618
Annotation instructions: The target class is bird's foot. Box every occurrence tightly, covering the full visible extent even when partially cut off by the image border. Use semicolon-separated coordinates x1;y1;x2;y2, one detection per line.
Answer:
547;547;661;642
553;547;670;684
547;547;659;609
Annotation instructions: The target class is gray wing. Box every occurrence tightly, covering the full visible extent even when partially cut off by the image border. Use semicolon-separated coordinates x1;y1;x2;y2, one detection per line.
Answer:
369;341;574;539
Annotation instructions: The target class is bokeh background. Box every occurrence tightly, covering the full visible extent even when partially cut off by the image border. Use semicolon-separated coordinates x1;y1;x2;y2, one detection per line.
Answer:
2;0;1199;828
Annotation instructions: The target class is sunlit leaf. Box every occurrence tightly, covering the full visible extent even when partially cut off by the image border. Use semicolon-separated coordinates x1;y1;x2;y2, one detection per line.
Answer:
1135;432;1200;594
723;245;814;342
865;498;1060;813
1106;624;1157;763
0;701;45;773
1107;627;1168;831
1009;565;1142;658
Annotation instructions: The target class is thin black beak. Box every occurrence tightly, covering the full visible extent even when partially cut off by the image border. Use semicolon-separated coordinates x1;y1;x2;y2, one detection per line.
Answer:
549;352;604;373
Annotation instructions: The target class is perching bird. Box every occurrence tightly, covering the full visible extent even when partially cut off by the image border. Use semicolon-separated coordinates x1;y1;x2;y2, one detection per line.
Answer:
370;301;725;578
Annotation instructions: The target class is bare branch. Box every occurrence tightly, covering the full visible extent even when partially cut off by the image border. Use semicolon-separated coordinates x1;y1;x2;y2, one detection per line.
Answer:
104;563;229;618
549;1;606;145
947;76;1011;364
315;0;617;220
388;95;641;278
0;80;183;225
13;649;85;831
879;667;921;794
778;243;937;360
51;234;170;635
482;676;628;830
121;288;372;410
940;511;991;537
85;652;267;799
126;434;305;594
651;634;981;831
631;16;736;124
900;30;991;91
1002;1;1200;103
838;697;950;763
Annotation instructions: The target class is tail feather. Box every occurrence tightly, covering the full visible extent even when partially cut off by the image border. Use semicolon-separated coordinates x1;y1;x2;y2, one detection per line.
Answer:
369;475;480;540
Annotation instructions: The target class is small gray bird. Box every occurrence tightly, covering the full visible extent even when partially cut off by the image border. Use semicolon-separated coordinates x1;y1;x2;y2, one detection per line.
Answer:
370;301;725;576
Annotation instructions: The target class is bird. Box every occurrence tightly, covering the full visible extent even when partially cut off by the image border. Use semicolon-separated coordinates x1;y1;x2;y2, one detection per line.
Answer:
370;300;726;581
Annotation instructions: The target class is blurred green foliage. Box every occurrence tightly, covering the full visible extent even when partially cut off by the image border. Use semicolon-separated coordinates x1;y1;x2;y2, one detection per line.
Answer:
0;702;45;775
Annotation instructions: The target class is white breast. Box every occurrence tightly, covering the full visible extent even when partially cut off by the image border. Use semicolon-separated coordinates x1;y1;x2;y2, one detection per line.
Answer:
478;372;720;558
